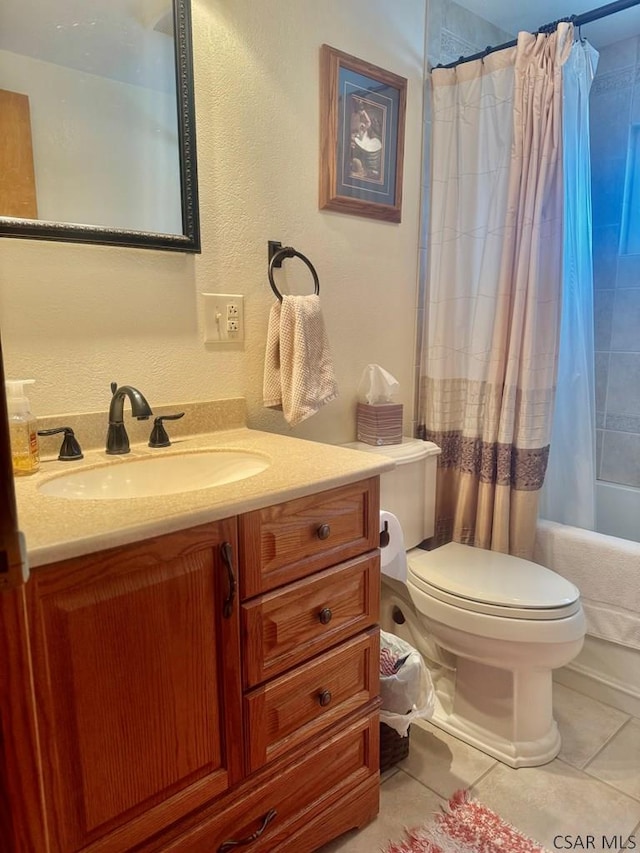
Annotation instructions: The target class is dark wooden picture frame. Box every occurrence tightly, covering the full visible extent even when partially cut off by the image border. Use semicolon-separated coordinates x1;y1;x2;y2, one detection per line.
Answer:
319;44;407;223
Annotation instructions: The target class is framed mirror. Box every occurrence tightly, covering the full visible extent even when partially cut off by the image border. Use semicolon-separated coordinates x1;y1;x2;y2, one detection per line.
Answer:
0;0;200;252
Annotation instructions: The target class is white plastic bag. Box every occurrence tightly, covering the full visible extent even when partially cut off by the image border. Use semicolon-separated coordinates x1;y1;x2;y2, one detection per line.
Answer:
379;630;435;737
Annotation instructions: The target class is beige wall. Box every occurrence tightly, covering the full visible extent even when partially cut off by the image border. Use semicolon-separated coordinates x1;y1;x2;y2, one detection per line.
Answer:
0;0;426;446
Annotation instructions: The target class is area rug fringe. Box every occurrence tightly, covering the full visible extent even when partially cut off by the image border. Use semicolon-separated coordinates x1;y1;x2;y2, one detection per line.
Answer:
383;789;551;853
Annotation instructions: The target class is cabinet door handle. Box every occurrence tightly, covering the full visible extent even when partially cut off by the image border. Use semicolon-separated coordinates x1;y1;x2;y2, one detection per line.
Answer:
218;808;277;851
220;541;236;619
318;607;332;625
318;689;332;707
317;523;331;540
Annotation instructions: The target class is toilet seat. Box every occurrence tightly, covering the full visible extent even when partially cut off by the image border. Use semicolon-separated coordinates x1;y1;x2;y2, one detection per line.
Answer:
407;543;581;621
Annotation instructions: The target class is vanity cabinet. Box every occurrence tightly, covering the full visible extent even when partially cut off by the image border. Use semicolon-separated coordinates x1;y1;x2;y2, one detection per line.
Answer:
0;477;381;853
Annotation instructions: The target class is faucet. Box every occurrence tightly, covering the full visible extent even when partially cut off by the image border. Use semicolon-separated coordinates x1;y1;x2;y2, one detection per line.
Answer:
106;384;153;455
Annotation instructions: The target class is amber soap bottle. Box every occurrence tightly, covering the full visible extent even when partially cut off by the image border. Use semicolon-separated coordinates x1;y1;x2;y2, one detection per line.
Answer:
6;379;40;475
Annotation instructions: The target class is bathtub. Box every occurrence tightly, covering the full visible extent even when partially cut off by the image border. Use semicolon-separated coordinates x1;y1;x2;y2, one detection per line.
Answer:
596;481;640;544
534;518;640;716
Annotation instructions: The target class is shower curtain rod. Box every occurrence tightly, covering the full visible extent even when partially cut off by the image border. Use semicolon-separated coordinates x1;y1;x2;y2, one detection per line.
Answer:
434;0;640;69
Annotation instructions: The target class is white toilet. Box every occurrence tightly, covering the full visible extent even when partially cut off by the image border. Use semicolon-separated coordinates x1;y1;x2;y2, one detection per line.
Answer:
345;438;586;768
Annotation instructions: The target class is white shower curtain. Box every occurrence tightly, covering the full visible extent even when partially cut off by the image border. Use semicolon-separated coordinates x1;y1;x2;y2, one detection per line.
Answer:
539;38;599;530
419;24;574;558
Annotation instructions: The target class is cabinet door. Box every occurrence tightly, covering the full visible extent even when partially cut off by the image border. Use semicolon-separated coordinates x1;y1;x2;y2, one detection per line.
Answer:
26;520;243;853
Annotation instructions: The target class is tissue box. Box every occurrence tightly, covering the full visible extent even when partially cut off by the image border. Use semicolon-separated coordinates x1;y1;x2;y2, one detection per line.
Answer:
357;403;403;446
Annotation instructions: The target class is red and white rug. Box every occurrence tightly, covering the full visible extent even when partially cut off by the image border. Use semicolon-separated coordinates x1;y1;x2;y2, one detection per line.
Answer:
384;789;551;853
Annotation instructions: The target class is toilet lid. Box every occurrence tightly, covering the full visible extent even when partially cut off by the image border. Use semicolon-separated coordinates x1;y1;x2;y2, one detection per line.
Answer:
407;542;581;620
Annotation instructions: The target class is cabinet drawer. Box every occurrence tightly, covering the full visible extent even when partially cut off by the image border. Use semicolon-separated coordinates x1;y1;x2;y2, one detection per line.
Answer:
242;553;379;688
153;713;379;853
270;776;379;853
244;629;379;773
239;478;379;597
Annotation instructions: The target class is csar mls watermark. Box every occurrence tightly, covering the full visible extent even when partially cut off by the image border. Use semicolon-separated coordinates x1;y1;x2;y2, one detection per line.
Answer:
553;836;637;849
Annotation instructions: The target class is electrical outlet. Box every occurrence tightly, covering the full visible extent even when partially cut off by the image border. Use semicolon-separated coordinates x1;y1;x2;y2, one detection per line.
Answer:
202;293;244;343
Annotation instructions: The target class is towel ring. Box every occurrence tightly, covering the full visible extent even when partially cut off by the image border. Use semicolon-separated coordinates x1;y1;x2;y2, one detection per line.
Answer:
268;246;320;302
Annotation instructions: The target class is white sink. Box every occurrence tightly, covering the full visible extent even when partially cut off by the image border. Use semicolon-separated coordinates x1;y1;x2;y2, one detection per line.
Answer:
38;450;270;500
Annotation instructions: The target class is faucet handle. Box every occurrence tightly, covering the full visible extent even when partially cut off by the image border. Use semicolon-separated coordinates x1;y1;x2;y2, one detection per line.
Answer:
37;427;84;461
148;413;185;448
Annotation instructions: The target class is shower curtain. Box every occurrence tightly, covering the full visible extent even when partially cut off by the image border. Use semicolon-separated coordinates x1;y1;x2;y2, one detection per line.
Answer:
539;38;599;530
418;23;574;559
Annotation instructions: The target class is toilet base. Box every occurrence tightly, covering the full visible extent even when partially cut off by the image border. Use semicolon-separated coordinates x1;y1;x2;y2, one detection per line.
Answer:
427;666;561;768
381;576;574;769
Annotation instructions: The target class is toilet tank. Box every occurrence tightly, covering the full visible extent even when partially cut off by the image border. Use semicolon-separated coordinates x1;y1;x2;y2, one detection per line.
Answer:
342;438;441;548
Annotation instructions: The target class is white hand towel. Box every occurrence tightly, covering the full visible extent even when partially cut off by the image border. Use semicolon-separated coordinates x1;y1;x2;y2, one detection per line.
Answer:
263;294;338;426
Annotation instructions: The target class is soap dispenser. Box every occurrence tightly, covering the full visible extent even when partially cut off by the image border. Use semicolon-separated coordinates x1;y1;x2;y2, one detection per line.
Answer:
5;379;40;475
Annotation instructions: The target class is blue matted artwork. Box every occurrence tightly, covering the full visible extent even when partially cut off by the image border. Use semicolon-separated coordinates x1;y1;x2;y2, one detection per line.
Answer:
319;45;407;223
337;68;400;207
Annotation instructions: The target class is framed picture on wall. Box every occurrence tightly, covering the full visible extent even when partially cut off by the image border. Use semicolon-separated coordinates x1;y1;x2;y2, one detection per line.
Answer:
319;44;407;223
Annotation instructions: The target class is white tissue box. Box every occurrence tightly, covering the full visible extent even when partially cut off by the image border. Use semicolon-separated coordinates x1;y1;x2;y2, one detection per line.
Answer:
356;403;403;446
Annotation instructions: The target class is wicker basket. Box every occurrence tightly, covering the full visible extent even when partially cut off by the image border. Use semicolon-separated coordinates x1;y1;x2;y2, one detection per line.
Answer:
379;722;410;773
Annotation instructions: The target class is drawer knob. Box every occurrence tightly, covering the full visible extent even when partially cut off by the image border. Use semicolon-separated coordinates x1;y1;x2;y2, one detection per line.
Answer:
318;607;333;625
318;689;332;707
317;523;331;540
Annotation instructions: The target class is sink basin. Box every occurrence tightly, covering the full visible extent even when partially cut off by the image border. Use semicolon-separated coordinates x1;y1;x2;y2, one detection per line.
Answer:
38;450;270;500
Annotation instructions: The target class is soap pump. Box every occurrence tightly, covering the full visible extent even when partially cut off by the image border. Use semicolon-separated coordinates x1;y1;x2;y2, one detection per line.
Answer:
5;379;40;475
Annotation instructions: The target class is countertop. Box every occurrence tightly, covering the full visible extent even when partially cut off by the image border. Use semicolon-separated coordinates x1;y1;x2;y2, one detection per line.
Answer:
15;427;394;568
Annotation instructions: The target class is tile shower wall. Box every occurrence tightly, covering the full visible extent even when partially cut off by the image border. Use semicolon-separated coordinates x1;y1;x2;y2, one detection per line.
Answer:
416;0;514;428
591;37;640;488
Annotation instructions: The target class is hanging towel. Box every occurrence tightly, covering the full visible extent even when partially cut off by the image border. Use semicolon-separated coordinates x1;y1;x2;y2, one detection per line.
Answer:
263;294;338;426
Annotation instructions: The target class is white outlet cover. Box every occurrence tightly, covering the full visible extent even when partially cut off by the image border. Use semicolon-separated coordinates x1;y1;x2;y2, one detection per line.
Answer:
202;293;244;343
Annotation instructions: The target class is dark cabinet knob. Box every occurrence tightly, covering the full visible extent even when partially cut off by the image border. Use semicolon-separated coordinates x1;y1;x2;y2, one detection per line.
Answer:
317;523;331;540
318;607;332;625
318;689;332;707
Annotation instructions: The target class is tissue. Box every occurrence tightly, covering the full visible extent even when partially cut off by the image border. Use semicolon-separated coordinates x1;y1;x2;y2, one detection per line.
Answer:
379;510;408;583
358;364;399;404
356;364;403;446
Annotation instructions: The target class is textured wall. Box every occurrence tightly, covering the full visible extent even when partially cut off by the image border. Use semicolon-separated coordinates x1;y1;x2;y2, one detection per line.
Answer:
591;37;640;488
0;0;426;447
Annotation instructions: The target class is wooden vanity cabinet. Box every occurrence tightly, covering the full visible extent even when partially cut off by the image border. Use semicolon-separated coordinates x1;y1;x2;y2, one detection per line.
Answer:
0;477;381;853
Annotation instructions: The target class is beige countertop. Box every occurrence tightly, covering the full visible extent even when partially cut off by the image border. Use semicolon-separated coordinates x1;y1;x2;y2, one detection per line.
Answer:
15;427;393;568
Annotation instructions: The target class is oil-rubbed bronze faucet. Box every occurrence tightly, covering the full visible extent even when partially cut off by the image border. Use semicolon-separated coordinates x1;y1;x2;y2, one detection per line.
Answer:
106;383;153;454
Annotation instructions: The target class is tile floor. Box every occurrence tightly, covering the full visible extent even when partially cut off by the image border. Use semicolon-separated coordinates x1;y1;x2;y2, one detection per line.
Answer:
320;683;640;853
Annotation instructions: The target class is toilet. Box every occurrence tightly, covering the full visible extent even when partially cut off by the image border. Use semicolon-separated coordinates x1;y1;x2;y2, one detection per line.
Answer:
344;438;586;768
